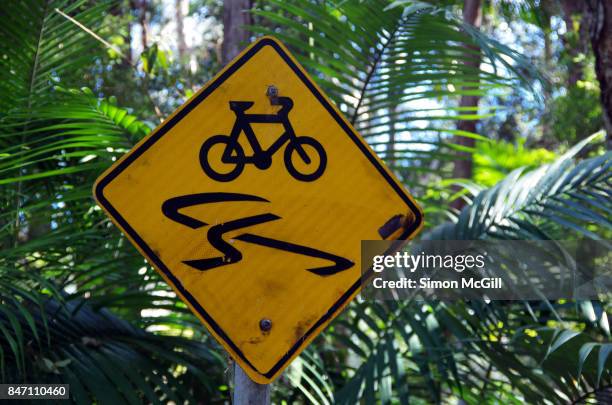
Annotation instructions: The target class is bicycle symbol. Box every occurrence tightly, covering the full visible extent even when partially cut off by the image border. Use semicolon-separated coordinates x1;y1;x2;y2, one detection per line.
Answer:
200;96;327;182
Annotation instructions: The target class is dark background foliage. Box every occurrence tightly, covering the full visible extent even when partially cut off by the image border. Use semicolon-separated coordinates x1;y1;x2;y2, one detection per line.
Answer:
0;0;610;403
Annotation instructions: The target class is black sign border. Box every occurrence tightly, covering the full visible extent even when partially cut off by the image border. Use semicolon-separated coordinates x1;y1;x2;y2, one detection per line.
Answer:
94;37;423;379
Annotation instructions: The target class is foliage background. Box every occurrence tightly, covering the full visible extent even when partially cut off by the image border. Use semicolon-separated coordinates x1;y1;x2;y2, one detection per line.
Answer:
0;0;610;404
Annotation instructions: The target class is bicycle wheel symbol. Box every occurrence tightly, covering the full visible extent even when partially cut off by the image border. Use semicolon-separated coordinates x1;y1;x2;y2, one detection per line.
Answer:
199;97;327;182
200;135;246;182
283;136;326;182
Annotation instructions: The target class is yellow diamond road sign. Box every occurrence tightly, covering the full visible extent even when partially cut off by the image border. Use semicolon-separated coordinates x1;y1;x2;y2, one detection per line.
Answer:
94;36;423;383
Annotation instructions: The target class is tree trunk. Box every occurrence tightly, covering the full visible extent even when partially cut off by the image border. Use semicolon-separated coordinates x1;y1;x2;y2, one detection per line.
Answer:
387;52;402;171
587;0;612;140
540;0;554;140
139;0;148;51
451;0;482;210
222;0;251;64
124;0;135;66
387;104;397;169
560;0;589;87
175;0;186;59
542;24;553;139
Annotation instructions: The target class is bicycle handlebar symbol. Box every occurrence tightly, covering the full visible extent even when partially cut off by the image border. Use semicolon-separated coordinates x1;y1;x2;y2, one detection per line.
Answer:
200;96;327;182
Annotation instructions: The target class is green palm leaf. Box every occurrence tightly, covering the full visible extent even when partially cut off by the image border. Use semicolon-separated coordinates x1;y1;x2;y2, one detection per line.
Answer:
251;0;540;205
0;1;227;400
0;290;226;404
319;134;610;403
428;132;611;240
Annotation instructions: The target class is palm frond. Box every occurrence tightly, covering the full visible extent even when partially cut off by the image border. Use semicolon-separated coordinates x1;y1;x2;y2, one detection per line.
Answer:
310;135;611;403
0;284;226;404
0;0;108;115
251;0;541;203
427;132;611;240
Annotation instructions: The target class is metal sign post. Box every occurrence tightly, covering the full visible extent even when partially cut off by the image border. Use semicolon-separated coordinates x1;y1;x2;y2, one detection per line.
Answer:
233;363;270;404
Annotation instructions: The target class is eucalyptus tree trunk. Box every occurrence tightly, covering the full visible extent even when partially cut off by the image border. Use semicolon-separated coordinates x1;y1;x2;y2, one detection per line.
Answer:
175;0;187;59
126;3;133;65
451;0;482;210
222;0;252;64
587;0;612;141
560;0;589;87
139;0;148;50
542;21;552;139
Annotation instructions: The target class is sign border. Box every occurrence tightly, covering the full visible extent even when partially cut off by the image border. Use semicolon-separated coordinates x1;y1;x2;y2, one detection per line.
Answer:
94;36;423;382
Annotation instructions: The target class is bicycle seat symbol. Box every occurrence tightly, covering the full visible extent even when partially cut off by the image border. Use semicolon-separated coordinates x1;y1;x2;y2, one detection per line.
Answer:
200;96;327;182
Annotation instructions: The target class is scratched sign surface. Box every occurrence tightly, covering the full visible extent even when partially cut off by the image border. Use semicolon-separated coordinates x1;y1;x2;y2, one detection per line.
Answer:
93;37;423;383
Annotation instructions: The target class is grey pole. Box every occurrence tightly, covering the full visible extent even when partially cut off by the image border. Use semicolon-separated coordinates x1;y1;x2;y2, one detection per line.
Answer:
232;363;271;404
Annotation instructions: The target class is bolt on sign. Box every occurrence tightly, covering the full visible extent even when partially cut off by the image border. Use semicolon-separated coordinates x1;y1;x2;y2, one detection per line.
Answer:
93;36;423;383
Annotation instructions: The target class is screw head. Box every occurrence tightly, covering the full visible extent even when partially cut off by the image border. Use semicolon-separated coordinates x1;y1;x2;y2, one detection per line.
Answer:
266;85;278;98
259;318;272;332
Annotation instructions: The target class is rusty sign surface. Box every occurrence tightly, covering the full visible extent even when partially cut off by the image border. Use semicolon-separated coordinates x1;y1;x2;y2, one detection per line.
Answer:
93;36;423;383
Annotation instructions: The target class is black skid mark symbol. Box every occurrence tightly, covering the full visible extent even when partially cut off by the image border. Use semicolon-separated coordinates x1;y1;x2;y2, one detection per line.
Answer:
234;233;354;276
184;213;280;271
162;192;269;229
161;192;353;276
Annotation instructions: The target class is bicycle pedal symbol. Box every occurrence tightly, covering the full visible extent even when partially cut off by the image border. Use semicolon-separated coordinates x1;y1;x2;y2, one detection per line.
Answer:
200;96;327;182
